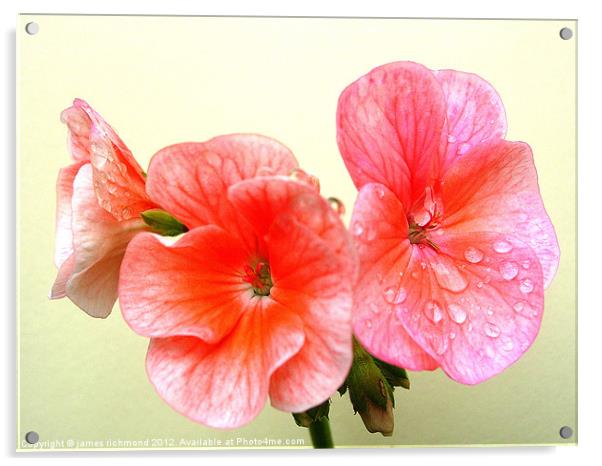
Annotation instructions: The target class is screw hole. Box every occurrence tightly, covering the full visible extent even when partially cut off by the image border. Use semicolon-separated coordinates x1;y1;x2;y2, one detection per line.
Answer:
25;431;39;444
559;27;573;40
25;22;39;35
559;426;573;439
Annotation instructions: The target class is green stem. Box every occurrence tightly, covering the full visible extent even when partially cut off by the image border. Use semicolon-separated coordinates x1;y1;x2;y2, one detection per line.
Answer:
308;417;334;448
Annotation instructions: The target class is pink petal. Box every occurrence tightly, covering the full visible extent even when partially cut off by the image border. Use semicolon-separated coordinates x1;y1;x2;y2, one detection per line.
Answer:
441;140;559;288
266;214;353;412
119;226;251;344
228;176;358;280
336;61;447;208
145;134;298;247
62;99;153;221
146;299;304;428
350;183;439;371
434;69;507;172
66;164;146;317
53;161;84;268
393;232;544;384
50;254;75;299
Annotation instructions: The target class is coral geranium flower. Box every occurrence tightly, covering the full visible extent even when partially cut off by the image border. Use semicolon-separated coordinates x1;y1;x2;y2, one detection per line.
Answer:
118;135;356;428
50;99;155;317
336;62;560;384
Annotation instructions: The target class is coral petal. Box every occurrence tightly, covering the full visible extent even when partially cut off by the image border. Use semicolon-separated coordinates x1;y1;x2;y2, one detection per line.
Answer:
145;135;298;247
336;61;447;208
146;300;304;429
350;183;439;370
119;226;251;344
267;215;353;411
441;140;560;287
54;161;84;268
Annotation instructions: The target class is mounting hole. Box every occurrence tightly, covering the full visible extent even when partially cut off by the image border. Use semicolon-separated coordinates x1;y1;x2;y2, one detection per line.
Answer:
25;22;39;35
25;431;39;444
559;27;573;40
559;425;573;439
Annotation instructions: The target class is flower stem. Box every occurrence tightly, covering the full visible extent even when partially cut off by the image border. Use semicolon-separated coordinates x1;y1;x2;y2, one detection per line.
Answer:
308;416;334;448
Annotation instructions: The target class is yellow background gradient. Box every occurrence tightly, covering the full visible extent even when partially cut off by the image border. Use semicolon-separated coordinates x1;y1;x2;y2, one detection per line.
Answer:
17;15;576;449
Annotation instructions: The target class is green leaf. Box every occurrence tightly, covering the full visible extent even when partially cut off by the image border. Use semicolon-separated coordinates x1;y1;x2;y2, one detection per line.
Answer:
141;209;188;237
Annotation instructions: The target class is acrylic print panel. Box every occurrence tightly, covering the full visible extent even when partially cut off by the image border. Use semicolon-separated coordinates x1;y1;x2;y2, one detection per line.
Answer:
17;15;576;450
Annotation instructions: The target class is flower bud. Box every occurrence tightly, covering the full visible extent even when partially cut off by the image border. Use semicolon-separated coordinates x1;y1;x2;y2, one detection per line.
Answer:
141;209;188;236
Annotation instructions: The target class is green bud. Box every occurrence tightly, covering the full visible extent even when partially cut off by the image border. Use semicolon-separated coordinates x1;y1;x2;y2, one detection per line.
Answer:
340;338;410;437
141;209;188;237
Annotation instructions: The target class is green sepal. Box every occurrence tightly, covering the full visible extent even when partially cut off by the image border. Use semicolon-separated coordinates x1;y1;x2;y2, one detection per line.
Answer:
141;209;188;237
374;357;410;390
292;399;330;428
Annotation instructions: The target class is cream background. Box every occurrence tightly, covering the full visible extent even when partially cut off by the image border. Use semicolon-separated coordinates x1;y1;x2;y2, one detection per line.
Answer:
17;15;576;449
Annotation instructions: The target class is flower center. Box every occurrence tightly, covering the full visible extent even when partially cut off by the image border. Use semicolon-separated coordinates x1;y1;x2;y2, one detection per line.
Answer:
242;261;273;297
407;186;442;251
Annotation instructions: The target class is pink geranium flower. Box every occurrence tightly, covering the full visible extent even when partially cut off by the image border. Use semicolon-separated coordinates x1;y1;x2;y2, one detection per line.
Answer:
50;99;155;317
118;135;356;428
337;62;559;384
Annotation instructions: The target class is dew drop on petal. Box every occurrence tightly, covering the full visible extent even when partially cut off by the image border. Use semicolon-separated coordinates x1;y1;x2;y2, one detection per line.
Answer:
449;331;456;340
521;260;531;269
425;300;443;324
484;322;501;338
464;246;484;263
447;134;457;143
383;286;407;304
375;185;385;199
431;258;468;293
499;261;519;281
447;303;467;324
513;302;525;313
519;278;534;294
353;222;364;237
476;281;484;289
493;240;513;253
365;320;373;328
433;335;449;355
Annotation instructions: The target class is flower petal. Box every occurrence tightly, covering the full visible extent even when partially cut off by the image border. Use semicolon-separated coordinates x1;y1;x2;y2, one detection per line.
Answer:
350;183;439;371
119;226;251;344
336;61;447;208
266;214;353;412
145;135;298;248
146;299;304;429
228;176;358;280
393;232;544;384
53;161;84;268
440;140;559;287
434;69;507;172
66;164;146;318
50;254;75;299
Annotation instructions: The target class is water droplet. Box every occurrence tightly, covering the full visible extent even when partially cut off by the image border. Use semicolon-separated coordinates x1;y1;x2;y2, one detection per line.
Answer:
493;240;513;253
121;207;131;218
365;320;373;328
513;302;525;313
464;246;484;263
501;338;515;351
521;260;531;269
425;301;443;324
420;261;427;270
383;286;407;304
431;258;468;293
328;197;346;216
448;303;467;324
499;261;519;280
353;222;364;237
447;134;457;143
484;322;501;338
476;281;484;289
117;162;128;175
107;183;118;194
457;142;471;155
486;307;494;316
519;278;534;294
375;185;385;199
449;332;456;340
